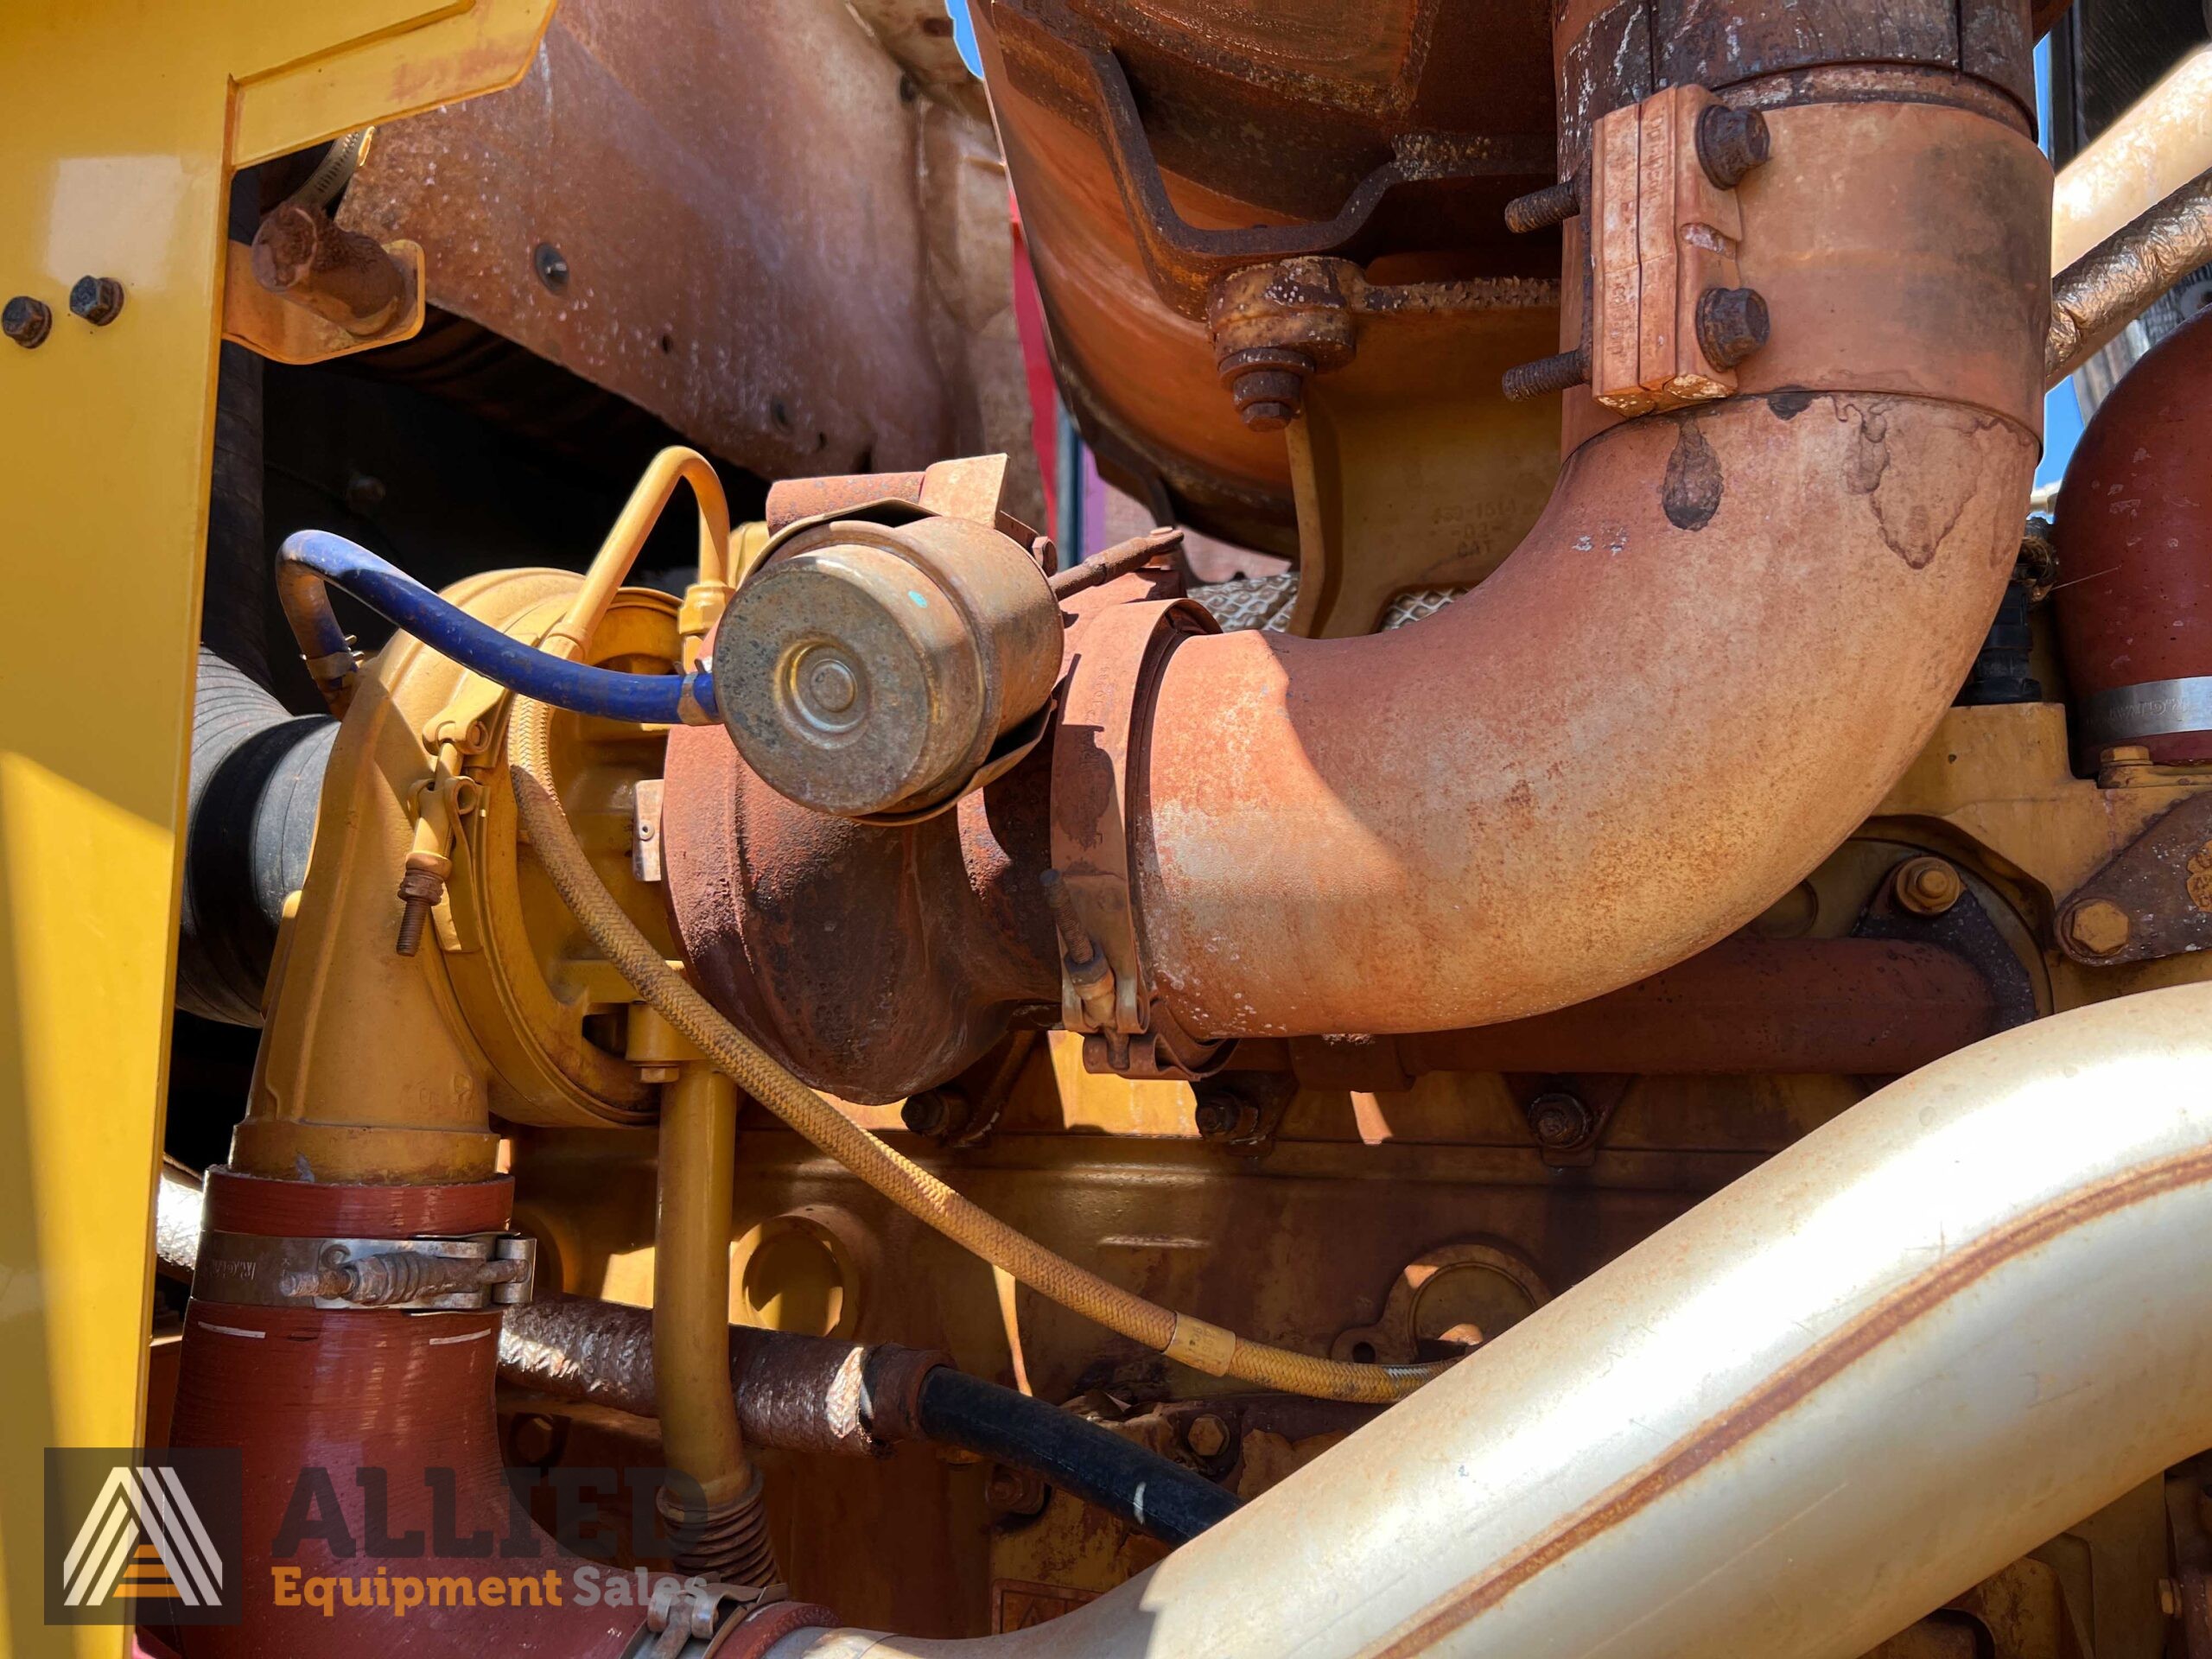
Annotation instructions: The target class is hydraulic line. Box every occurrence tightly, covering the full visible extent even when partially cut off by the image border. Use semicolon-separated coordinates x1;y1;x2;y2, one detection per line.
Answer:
914;1367;1239;1546
655;1065;776;1586
506;715;1446;1406
276;528;719;724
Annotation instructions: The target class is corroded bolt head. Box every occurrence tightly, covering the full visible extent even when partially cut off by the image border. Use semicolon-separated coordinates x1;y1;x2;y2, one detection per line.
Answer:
1185;1413;1230;1459
3;295;52;348
1528;1090;1592;1149
1893;855;1963;917
2064;899;2132;958
1218;345;1314;432
69;275;124;326
902;1088;970;1141
1696;105;1771;189
1192;1087;1262;1142
1696;285;1770;370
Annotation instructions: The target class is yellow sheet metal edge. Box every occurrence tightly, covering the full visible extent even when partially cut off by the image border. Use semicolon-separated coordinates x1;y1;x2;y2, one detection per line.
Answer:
0;3;553;1654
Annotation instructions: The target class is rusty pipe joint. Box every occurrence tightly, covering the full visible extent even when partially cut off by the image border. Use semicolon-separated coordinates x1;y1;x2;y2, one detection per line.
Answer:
711;512;1064;820
1206;259;1360;431
251;200;407;336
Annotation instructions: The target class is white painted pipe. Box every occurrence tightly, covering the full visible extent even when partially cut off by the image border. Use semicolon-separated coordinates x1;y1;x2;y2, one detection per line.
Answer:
2055;44;2212;270
772;982;2212;1658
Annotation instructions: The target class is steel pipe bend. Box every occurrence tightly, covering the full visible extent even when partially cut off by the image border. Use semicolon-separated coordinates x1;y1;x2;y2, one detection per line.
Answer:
1141;387;2037;1038
770;979;2212;1659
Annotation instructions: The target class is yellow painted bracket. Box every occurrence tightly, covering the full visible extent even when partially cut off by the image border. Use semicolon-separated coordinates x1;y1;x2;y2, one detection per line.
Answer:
0;3;555;1654
220;236;427;365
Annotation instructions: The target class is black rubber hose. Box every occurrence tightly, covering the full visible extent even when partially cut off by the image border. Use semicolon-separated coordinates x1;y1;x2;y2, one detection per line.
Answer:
176;650;338;1025
915;1367;1240;1547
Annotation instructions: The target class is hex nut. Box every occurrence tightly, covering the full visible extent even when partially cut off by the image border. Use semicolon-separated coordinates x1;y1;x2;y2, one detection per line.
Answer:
901;1088;970;1141
1696;286;1770;371
3;295;52;348
1528;1091;1593;1149
1695;105;1771;189
1893;855;1963;917
1185;1413;1230;1459
69;275;124;326
2064;899;2132;958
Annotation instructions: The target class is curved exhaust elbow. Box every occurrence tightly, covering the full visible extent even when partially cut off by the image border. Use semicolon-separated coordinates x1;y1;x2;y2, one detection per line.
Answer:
1128;103;2050;1039
663;75;2051;1097
772;981;2212;1659
1141;393;2036;1038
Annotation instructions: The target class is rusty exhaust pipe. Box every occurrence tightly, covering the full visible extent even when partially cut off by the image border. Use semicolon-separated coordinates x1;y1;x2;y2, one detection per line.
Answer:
766;982;2212;1659
664;7;2049;1100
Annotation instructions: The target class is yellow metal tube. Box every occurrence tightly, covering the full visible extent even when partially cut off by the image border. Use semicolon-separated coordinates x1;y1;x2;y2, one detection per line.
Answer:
653;1064;753;1508
542;445;734;667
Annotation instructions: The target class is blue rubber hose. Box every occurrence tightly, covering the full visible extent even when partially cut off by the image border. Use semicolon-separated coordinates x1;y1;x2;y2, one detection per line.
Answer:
276;530;719;725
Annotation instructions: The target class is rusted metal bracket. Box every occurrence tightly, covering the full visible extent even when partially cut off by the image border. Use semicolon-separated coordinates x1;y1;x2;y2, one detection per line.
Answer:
1205;256;1558;429
1853;861;2039;1030
2055;790;2212;966
1329;1243;1549;1366
1050;593;1229;1080
1586;84;1769;416
990;0;1550;319
220;231;424;365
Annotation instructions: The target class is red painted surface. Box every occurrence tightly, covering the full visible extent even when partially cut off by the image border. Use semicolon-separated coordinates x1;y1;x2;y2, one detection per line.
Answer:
2057;308;2212;761
168;1176;640;1657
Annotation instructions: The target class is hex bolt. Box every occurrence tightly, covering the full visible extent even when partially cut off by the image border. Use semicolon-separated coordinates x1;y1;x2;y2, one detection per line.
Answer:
393;854;451;957
1192;1084;1262;1143
1185;1413;1230;1459
1217;344;1315;432
1502;345;1591;402
1893;855;1964;917
1695;286;1770;370
1695;105;1771;189
69;276;124;327
1528;1090;1594;1150
3;296;52;348
2064;898;2133;959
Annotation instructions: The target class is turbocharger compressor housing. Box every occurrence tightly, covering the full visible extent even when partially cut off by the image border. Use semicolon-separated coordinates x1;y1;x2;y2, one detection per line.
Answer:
711;513;1064;819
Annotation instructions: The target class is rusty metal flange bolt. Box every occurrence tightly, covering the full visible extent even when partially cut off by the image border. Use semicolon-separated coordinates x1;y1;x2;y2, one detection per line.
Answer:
1206;258;1359;431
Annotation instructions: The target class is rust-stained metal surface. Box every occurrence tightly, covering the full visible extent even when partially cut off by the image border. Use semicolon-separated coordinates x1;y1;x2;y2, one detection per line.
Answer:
340;0;1039;511
972;0;1559;549
1222;936;2002;1081
2056;791;2212;966
767;984;2212;1659
1135;392;2033;1039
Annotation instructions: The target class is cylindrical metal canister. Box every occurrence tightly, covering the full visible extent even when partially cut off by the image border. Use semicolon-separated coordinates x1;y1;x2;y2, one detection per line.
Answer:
2057;306;2212;762
711;515;1063;819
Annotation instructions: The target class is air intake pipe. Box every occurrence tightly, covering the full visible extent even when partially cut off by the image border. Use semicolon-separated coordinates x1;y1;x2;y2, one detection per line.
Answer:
766;980;2212;1659
663;17;2050;1098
